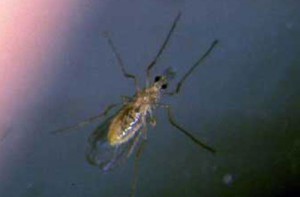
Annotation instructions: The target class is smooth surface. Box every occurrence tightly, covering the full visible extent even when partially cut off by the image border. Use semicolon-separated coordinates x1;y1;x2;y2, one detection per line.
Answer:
0;1;299;197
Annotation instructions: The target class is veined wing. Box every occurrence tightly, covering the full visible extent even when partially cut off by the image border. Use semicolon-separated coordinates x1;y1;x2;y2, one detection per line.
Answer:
85;109;144;172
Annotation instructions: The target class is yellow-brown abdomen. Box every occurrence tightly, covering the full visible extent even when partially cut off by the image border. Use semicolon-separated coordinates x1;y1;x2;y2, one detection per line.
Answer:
107;106;143;146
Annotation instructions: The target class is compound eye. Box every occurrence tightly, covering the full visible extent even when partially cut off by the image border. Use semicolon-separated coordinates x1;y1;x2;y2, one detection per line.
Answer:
154;76;161;82
161;83;168;89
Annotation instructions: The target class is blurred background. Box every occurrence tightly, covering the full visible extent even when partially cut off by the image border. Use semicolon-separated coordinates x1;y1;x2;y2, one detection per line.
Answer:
0;0;299;196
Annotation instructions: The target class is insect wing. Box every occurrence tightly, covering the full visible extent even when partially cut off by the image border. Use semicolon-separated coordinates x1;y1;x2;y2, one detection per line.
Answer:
86;109;143;172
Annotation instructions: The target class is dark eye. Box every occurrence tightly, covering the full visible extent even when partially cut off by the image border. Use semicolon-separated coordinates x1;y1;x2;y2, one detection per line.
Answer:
161;83;168;89
154;76;161;82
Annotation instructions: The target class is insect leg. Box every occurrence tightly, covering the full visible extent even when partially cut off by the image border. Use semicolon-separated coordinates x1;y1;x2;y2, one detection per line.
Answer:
168;39;219;96
51;104;118;134
146;12;181;85
149;116;156;127
161;104;216;154
127;132;142;158
127;121;148;158
103;33;139;90
121;95;132;104
131;137;147;197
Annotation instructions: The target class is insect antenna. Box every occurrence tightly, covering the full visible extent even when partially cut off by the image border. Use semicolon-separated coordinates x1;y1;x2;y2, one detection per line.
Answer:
168;39;219;95
103;32;139;90
146;12;181;85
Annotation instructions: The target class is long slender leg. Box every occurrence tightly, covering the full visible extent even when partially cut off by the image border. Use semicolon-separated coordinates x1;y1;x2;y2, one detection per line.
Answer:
51;104;118;134
127;131;142;158
146;12;181;85
168;39;219;96
131;137;147;197
161;104;216;154
121;95;132;104
103;33;139;90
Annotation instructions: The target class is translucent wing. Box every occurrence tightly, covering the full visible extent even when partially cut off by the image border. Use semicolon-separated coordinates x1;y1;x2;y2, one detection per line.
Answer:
85;109;144;172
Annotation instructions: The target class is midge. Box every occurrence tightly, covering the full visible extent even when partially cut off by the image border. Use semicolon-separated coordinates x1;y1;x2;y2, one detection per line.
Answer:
53;12;218;196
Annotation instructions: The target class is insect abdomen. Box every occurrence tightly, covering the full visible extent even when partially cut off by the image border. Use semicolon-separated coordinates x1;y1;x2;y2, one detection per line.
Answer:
108;107;143;146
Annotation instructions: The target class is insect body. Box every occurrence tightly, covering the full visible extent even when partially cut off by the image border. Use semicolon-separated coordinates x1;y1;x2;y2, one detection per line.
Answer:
53;11;218;196
108;75;166;146
86;75;170;171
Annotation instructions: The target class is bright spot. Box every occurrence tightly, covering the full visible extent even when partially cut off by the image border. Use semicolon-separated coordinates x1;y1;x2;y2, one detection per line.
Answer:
222;173;234;186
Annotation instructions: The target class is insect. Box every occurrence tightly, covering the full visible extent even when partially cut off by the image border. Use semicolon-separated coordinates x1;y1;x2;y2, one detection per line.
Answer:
53;12;218;196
